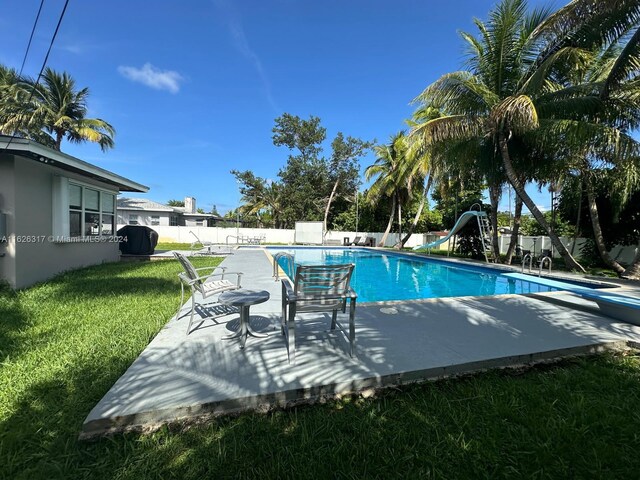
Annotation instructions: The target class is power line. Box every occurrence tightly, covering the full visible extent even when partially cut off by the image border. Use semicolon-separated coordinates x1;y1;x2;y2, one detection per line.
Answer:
18;0;46;77
4;0;71;151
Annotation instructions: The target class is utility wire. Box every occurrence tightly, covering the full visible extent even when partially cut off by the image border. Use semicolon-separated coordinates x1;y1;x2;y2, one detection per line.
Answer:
4;0;71;151
18;0;46;76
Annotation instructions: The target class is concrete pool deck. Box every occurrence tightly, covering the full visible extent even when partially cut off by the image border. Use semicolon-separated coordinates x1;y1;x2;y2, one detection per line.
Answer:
81;248;640;438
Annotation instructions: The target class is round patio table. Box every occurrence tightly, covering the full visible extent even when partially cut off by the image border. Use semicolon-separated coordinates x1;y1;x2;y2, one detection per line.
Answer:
219;289;270;348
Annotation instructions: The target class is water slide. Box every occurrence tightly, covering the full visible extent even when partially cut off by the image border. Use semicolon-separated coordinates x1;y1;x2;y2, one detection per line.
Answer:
413;211;488;250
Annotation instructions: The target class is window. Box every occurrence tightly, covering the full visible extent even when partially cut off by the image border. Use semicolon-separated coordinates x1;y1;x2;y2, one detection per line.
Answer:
195;220;204;226
67;183;116;237
151;215;160;226
169;215;179;226
129;214;139;225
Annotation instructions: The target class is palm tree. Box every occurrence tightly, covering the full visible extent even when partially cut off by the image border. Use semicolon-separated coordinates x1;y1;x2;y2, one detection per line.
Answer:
365;133;412;247
232;169;284;228
411;0;591;271
0;67;114;151
399;106;441;249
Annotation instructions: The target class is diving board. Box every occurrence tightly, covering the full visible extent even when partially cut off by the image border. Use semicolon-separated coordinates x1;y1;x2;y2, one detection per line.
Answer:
503;272;640;325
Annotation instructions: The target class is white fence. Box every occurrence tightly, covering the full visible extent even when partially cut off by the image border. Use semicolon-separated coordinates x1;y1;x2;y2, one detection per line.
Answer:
120;225;638;265
122;225;427;249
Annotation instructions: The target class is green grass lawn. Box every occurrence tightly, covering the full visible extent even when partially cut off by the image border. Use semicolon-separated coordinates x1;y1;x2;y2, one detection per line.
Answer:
155;242;193;251
1;260;639;479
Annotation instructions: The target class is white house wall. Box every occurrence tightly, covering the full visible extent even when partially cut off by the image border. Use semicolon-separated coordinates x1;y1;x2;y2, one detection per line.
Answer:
5;157;120;288
0;155;17;287
118;210;172;227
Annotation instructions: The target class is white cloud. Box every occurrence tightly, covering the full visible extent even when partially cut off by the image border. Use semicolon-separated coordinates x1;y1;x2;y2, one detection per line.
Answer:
117;63;184;94
213;0;280;112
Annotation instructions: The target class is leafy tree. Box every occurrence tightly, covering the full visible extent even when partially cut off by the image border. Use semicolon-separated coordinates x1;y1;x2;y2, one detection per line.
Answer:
166;200;185;207
323;132;373;232
558;172;640;270
272;114;328;227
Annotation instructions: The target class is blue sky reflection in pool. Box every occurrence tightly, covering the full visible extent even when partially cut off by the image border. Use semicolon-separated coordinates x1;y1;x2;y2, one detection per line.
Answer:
268;247;556;303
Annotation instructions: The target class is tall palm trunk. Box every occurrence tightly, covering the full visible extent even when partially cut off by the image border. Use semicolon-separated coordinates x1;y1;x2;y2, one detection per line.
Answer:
395;200;402;249
400;174;433;248
499;132;585;272
570;179;583;255
488;183;501;262
505;195;523;264
378;195;396;247
622;248;640;280
585;174;625;274
54;129;64;151
323;177;340;233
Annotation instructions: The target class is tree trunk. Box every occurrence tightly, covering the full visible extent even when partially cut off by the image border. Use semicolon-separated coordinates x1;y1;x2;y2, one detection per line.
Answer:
498;132;586;272
378;195;396;247
54;130;64;151
621;247;640;280
400;174;433;248
395;200;402;249
504;195;523;264
585;174;625;274
488;183;501;262
323;177;340;233
570;178;583;255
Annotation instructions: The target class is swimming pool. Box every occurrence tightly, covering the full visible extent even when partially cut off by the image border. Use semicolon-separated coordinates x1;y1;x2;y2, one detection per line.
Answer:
268;247;560;303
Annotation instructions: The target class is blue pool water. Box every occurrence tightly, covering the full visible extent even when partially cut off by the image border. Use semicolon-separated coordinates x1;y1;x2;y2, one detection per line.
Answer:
268;247;560;303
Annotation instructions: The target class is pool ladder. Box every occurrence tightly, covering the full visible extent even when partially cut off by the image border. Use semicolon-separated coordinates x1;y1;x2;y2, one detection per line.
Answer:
522;253;552;276
273;252;295;281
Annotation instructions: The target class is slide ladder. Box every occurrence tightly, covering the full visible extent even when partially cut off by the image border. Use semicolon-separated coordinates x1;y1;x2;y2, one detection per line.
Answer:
476;213;495;263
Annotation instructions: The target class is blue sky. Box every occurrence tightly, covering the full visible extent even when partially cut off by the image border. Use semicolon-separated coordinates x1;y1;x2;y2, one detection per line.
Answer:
2;0;558;216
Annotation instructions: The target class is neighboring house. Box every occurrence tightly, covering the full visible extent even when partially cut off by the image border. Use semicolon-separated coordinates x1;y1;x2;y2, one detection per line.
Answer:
117;196;223;227
0;135;148;289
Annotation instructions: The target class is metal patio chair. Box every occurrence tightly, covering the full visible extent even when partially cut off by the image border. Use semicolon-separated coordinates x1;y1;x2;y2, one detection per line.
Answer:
173;252;243;334
281;263;357;362
189;230;214;255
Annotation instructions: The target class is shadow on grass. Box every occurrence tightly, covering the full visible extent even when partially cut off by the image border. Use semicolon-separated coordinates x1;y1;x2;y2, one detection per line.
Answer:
0;285;29;361
3;353;640;479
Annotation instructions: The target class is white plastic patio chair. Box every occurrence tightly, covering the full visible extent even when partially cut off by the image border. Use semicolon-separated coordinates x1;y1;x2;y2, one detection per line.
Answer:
173;252;243;334
281;263;357;362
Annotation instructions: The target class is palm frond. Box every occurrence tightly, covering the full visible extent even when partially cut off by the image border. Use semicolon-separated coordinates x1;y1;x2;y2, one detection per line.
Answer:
410;115;485;145
413;71;498;114
601;27;640;98
489;95;539;133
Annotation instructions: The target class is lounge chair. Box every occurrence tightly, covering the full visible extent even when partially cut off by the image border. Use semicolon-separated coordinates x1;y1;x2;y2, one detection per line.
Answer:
350;236;363;246
189;230;214;255
281;263;357;362
173;252;243;334
364;236;376;247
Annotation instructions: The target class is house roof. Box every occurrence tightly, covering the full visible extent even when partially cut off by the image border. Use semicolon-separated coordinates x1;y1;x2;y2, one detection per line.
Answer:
0;135;148;192
117;198;175;212
117;198;224;220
